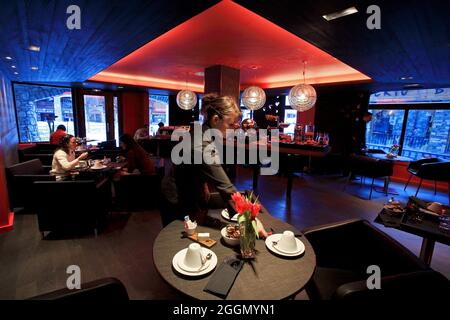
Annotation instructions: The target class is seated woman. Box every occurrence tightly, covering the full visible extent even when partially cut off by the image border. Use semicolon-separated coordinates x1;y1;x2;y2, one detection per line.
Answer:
118;134;155;175
50;134;88;180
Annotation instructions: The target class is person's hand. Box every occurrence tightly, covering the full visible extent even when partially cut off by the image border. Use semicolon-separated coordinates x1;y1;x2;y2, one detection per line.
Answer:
78;152;89;160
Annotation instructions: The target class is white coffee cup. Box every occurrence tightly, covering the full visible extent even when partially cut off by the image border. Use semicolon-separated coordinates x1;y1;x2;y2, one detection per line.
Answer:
278;231;298;253
183;243;202;269
94;160;101;167
427;202;443;214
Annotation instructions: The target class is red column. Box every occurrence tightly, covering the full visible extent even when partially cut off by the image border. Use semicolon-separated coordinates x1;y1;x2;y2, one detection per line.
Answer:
0;143;14;233
121;91;150;136
204;65;240;104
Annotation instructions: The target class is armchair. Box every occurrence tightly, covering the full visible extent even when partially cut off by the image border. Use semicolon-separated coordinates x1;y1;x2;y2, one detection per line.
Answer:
344;154;393;199
404;158;450;200
29;277;129;300
303;219;449;300
32;178;112;237
5;159;55;211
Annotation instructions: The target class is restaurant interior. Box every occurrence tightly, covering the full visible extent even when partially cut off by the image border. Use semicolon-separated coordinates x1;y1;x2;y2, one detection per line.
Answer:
0;0;449;301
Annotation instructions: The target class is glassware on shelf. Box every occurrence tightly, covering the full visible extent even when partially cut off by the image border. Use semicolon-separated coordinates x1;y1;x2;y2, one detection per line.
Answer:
304;124;315;141
323;133;330;145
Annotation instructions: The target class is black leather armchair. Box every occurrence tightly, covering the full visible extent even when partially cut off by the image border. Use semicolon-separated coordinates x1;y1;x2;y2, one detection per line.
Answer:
18;143;57;165
404;158;450;200
303;219;449;300
5;159;55;211
344;154;393;199
114;171;163;211
32;178;111;237
29;277;129;300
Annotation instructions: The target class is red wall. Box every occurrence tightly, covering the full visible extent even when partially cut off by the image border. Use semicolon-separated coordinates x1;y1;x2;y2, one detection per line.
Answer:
0;71;18;233
296;108;315;127
121;91;149;136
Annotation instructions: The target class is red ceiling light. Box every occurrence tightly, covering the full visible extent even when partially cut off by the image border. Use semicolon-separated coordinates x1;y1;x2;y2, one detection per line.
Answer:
90;0;370;91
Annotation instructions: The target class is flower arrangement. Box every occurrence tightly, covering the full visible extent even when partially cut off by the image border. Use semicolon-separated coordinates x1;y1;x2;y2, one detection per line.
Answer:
231;192;261;258
387;144;400;158
390;144;400;154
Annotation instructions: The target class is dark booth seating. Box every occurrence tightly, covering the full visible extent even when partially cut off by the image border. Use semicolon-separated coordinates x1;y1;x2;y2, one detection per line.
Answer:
114;170;163;211
29;277;129;300
5;159;55;211
404;157;450;201
303;219;450;300
32;179;112;237
344;154;393;199
18;143;57;165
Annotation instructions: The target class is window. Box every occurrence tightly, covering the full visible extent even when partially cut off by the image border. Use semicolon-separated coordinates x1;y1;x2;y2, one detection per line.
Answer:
283;109;297;134
113;96;119;146
402;109;450;160
84;95;106;143
366;109;405;153
366;88;450;160
13;83;74;142
149;95;169;135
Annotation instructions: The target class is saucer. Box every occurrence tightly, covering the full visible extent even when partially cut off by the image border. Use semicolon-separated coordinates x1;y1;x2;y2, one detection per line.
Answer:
221;208;238;222
91;165;107;170
265;234;305;257
177;255;211;272
172;248;217;276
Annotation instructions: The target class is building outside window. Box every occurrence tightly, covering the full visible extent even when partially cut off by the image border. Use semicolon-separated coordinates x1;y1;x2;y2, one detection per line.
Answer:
366;88;450;160
13;84;74;142
149;95;169;135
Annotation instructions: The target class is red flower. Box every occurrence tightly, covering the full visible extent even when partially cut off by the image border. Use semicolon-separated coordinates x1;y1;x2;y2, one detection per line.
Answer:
231;192;243;204
250;203;261;218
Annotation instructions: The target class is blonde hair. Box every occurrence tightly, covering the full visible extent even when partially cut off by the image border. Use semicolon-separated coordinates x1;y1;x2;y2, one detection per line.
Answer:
201;93;241;121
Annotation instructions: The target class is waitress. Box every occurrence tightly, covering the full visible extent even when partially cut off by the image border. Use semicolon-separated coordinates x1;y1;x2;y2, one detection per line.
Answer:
175;93;241;227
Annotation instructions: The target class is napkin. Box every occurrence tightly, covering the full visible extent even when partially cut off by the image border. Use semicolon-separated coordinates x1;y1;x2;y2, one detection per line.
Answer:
204;257;244;298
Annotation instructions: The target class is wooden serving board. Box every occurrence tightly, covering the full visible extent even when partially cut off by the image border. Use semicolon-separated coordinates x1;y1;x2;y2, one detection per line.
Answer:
187;233;217;248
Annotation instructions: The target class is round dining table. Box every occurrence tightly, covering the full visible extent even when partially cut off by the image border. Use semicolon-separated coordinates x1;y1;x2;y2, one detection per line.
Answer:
153;206;316;300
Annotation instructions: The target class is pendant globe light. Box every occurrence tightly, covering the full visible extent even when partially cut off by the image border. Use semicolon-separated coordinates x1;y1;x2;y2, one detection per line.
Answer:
288;61;317;112
176;75;197;110
241;85;266;111
176;90;197;110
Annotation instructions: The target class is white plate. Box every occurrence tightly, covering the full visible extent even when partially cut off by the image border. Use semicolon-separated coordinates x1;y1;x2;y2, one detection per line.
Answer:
172;248;217;276
90;165;107;170
265;234;305;257
221;208;238;222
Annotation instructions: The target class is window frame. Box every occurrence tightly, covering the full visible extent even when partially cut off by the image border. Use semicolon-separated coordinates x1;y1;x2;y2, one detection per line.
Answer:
12;81;77;143
368;102;450;158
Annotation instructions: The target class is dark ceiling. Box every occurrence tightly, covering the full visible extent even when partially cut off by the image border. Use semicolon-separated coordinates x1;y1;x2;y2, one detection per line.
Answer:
0;0;220;82
1;0;449;92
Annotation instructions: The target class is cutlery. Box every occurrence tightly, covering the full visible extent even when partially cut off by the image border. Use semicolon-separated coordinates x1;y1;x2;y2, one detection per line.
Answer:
199;251;212;270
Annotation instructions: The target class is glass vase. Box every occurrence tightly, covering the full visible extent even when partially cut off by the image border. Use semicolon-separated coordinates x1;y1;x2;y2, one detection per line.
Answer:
239;219;256;259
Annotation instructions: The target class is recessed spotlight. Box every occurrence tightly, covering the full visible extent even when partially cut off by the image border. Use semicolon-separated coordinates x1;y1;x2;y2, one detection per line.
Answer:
11;65;16;68
31;66;38;70
118;86;124;89
5;56;12;60
400;76;414;80
28;45;40;52
93;89;101;92
403;83;422;88
14;72;19;75
322;7;358;21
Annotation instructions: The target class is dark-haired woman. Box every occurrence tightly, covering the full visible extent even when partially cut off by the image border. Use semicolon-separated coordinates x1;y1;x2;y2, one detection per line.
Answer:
119;133;155;175
50;134;88;180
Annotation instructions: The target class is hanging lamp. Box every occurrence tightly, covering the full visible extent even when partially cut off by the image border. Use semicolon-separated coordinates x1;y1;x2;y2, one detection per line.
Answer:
288;61;317;112
176;75;197;110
